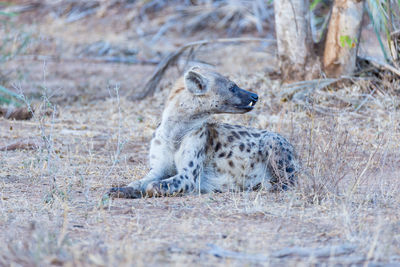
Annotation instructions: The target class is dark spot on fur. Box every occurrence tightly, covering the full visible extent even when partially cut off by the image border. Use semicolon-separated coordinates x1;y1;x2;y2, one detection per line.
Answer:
183;168;188;172
218;152;226;158
174;179;181;187
192;165;200;177
232;131;240;139
185;175;189;179
227;151;233;158
288;155;292;161
286;167;294;173
185;184;189;191
246;148;251;152
197;149;204;158
154;139;161;145
229;161;234;168
224;124;234;129
215;142;221;152
269;145;273;149
162;182;169;191
228;136;234;142
239;143;245;151
200;132;204;138
250;163;254;168
252;133;260;137
209;137;214;147
239;131;250;137
189;161;194;167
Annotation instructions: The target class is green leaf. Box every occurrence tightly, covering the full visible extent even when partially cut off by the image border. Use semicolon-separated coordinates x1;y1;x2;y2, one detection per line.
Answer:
0;85;22;99
0;85;23;106
339;35;357;48
0;11;17;17
310;0;322;11
339;35;347;47
0;95;12;104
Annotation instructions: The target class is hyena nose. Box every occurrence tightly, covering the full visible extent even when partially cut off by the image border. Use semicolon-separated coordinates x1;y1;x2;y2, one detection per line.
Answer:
250;92;258;103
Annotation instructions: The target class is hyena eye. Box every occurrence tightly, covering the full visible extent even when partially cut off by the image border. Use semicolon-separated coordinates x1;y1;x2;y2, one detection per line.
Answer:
229;85;237;93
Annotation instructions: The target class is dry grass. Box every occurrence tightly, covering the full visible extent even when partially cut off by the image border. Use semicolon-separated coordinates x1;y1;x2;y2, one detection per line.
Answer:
1;1;400;266
1;68;399;265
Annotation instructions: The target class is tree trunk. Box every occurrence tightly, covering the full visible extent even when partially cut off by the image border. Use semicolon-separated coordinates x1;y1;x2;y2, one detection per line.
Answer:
274;0;314;81
323;0;365;77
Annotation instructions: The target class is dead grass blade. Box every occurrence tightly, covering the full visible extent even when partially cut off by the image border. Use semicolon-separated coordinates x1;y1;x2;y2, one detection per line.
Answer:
128;37;274;100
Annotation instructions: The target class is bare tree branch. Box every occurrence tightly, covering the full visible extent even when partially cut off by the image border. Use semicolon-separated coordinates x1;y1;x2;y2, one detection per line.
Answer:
128;37;275;100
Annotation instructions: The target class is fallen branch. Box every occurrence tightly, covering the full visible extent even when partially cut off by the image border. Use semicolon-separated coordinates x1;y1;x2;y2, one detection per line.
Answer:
272;244;356;258
10;55;159;65
128;37;275;100
360;56;400;77
279;78;342;101
0;139;40;151
203;243;356;262
77;57;159;65
0;107;33;120
205;244;268;262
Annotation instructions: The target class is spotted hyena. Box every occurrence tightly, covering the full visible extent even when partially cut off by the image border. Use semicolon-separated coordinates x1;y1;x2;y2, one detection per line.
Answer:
108;67;299;198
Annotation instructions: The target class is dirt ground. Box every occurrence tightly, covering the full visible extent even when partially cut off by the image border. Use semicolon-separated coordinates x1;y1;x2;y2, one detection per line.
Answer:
1;1;400;266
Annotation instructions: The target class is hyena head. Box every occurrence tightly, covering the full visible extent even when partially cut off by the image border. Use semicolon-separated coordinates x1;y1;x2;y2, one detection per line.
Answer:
184;67;258;114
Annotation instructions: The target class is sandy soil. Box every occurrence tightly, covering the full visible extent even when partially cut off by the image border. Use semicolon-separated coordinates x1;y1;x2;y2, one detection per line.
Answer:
1;1;400;266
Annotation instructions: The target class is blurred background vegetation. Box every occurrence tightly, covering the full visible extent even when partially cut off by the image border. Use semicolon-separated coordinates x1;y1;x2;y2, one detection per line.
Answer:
0;0;399;112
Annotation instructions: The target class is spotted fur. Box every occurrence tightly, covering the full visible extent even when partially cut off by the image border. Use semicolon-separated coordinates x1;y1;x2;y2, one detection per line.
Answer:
108;67;300;198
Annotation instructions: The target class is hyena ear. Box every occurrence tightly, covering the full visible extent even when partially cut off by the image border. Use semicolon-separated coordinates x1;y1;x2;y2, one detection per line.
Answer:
184;68;209;95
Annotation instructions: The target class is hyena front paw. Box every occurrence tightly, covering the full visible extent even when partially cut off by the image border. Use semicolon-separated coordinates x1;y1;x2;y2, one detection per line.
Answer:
145;182;164;197
108;187;143;199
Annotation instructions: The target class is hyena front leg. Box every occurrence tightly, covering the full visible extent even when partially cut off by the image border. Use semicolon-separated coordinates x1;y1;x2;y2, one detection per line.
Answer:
145;168;202;197
108;170;167;198
109;142;177;198
145;136;207;197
